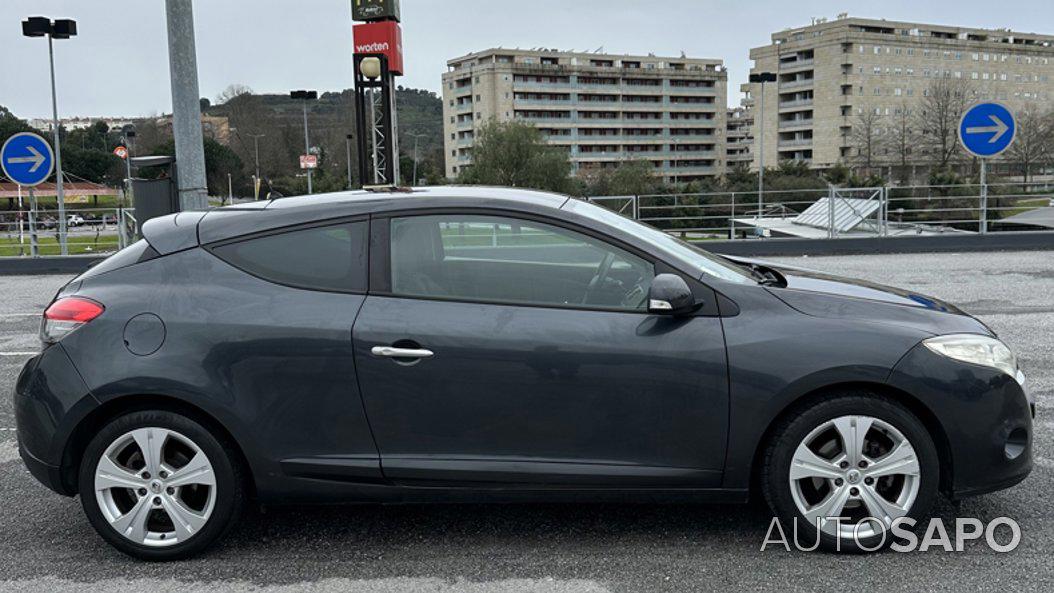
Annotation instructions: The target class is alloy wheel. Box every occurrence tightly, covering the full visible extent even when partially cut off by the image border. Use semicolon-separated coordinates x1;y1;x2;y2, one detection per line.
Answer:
94;427;217;547
788;414;921;539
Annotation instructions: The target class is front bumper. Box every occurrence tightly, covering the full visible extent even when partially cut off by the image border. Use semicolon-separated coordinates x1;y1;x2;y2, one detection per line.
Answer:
888;342;1034;500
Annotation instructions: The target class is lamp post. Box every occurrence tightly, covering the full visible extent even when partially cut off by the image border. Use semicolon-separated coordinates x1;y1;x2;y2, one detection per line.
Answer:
289;90;318;193
407;131;427;186
121;126;136;204
748;71;776;228
22;16;77;255
345;133;354;189
232;128;266;199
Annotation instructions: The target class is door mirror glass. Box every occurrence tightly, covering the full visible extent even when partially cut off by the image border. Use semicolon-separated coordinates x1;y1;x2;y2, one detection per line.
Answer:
647;274;696;315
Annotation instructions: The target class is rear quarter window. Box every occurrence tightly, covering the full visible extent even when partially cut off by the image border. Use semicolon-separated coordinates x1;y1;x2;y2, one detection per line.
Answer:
211;221;368;293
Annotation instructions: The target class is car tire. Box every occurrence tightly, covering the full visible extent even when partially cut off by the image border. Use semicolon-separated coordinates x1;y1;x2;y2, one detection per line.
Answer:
78;410;246;560
761;390;939;553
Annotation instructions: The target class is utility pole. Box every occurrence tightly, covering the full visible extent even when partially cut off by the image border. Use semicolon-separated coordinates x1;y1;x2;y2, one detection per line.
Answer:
407;131;426;186
164;0;209;210
290;90;318;193
749;72;776;229
352;134;360;190
22;16;77;254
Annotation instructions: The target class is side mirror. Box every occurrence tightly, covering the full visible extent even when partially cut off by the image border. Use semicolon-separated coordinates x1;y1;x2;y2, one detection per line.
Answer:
647;274;696;315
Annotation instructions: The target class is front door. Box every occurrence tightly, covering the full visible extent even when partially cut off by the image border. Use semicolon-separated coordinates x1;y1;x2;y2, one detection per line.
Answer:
353;213;729;487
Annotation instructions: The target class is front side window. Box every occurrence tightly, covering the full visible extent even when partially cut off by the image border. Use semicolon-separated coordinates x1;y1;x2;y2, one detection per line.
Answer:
212;221;368;292
390;215;654;310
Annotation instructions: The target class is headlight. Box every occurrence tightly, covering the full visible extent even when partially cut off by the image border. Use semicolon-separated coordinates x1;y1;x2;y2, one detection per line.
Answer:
923;334;1018;378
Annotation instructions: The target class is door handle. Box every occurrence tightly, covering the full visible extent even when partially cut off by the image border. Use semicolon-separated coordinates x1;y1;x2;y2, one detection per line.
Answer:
371;346;434;359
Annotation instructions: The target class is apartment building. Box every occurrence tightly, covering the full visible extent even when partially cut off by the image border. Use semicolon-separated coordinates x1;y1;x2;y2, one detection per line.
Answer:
726;107;754;167
442;48;728;183
746;15;1054;170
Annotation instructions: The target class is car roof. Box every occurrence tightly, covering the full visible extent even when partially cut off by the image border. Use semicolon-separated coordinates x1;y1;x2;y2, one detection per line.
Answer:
193;186;573;246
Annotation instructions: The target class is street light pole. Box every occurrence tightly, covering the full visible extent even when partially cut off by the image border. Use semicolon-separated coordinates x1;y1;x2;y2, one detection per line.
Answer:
346;134;354;189
407;132;426;186
23;17;77;254
748;72;776;229
46;34;67;254
290;90;318;194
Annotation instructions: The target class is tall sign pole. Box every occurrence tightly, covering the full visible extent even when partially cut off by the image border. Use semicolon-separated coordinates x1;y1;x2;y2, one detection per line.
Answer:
748;72;776;230
958;102;1016;235
352;0;403;187
165;0;209;210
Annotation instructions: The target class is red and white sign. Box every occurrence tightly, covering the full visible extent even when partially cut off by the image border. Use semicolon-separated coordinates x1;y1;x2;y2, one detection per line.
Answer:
299;154;318;169
113;146;128;159
353;20;404;75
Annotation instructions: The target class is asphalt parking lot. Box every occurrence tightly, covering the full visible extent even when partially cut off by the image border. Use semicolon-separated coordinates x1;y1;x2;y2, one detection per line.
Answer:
0;250;1052;592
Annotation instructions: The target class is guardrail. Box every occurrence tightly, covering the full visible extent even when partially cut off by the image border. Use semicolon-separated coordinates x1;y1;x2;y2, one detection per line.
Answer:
587;182;1054;242
0;207;137;257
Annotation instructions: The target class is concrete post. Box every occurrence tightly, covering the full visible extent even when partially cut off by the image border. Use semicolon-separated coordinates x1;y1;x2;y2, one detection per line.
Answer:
164;0;209;210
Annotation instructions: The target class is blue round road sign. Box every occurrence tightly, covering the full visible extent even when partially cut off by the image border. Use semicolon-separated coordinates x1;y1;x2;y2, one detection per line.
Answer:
0;132;55;187
959;102;1015;158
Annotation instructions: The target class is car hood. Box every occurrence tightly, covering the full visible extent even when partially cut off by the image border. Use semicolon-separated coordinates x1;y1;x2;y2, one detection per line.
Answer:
722;256;990;336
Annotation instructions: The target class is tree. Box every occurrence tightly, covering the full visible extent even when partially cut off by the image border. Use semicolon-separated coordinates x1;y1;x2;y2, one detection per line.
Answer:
850;109;886;175
1006;103;1054;184
215;84;253;106
457;120;572;193
157;137;246;197
0;105;34;148
584;160;660;196
888;104;916;184
915;77;970;171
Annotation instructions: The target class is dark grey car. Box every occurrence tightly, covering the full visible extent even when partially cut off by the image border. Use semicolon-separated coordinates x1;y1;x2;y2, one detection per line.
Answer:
15;187;1033;559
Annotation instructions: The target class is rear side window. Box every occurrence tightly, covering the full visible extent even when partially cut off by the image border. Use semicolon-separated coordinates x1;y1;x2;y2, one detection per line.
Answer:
212;221;368;292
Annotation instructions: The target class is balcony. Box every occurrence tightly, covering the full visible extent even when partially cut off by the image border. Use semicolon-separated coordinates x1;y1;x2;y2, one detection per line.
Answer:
779;58;815;72
778;118;814;130
778;98;813;110
779;78;814;90
778;137;813;147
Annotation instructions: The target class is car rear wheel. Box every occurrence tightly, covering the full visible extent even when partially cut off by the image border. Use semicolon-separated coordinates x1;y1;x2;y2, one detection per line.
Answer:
761;391;939;552
78;410;245;560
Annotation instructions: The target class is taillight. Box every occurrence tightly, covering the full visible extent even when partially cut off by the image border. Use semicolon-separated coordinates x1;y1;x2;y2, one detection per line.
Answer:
41;296;105;344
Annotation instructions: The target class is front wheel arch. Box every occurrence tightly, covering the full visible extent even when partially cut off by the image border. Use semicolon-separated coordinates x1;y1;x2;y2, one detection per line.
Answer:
748;382;954;499
60;394;254;499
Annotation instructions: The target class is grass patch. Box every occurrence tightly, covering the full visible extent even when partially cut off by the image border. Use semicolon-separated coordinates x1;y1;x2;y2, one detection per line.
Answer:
0;233;120;256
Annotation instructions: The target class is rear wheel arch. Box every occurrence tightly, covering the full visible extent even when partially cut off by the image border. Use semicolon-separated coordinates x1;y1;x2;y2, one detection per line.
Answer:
748;382;954;497
60;394;254;498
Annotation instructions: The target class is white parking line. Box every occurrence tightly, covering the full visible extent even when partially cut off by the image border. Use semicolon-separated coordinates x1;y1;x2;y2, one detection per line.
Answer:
0;313;41;319
0;352;38;357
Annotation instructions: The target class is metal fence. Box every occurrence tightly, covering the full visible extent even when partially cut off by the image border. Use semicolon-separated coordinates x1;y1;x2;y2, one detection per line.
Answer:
0;207;137;257
587;182;1054;241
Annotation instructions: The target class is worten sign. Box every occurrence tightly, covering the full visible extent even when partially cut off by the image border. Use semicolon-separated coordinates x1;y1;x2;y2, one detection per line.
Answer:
352;0;401;22
353;20;404;75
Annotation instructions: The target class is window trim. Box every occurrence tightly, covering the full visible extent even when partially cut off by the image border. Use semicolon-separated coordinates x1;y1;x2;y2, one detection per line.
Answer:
204;215;371;295
369;207;719;316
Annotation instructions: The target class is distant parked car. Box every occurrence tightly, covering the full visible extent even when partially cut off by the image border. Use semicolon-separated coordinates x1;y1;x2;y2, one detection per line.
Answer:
67;214;85;227
15;186;1034;560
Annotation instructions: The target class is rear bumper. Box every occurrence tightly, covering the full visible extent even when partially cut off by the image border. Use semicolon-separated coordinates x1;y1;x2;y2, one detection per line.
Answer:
13;346;97;496
889;343;1034;500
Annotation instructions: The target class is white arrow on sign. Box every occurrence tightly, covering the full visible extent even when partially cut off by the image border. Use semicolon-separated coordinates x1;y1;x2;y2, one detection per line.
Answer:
966;114;1010;144
6;145;46;172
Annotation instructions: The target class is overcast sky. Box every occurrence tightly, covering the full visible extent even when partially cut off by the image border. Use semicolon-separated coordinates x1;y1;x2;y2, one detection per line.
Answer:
3;0;1054;119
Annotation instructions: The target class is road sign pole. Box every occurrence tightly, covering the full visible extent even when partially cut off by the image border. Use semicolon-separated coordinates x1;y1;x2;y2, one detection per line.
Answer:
980;158;988;234
47;34;68;255
302;101;313;195
27;187;39;257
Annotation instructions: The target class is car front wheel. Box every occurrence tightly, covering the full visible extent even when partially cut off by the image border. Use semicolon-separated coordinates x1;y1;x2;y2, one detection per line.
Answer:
761;391;939;552
78;410;245;560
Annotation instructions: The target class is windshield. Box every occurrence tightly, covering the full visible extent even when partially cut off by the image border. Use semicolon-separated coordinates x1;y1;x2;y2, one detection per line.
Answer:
563;199;756;285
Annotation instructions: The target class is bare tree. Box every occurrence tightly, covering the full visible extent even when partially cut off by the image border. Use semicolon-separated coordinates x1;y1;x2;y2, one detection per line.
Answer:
850;108;885;175
914;77;971;171
1006;103;1054;184
215;84;254;106
888;104;916;184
